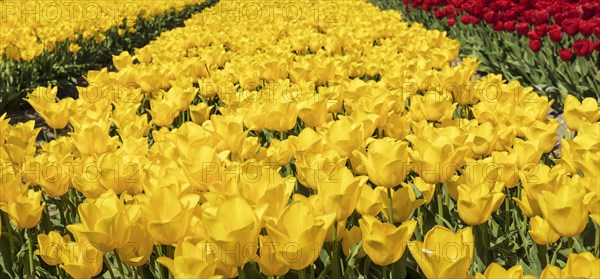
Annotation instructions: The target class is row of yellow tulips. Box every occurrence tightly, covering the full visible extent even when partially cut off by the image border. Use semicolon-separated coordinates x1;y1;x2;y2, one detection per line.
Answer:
0;0;205;62
1;0;599;278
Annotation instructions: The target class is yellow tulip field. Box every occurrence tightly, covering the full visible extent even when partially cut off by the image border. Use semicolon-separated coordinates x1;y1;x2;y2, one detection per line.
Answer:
1;0;599;278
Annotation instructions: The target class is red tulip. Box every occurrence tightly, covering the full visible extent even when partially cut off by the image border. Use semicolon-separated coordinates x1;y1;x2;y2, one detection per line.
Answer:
528;30;541;41
447;18;456;26
558;49;573;61
593;42;600;52
516;22;530;35
504;21;516;32
461;15;472;25
549;27;563;42
581;3;597;20
561;18;580;36
580;20;594;37
529;40;542;52
435;10;445;19
484;11;497;24
535;24;548;37
572;39;592;56
493;22;504;31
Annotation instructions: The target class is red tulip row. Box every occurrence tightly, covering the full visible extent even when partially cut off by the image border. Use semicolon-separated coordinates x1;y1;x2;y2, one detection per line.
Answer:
406;0;600;60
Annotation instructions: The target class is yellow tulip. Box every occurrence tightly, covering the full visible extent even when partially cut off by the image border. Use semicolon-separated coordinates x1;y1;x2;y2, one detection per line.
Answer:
179;145;225;191
266;201;335;270
511;139;543;169
540;252;600;278
409;226;473;279
379;186;424;223
298;98;331;128
97;149;145;195
383;112;410;140
341;226;366;258
359;215;416;266
475;263;532;279
169;86;198;112
515;164;565;217
447;158;502;201
156;240;223;279
71;122;115;157
202;196;265;267
235;162;294;223
520;120;559;153
470;122;497;157
457;181;505;225
540;265;562;278
563;95;600;131
243;102;298;131
113;51;133;70
490;151;519;188
563;252;600;278
148;96;179;127
204;114;248;156
143;187;199;245
317;166;367;221
189;102;214;125
36;231;70;266
258;235;290;276
5;189;45;229
25;97;73;129
295;150;347;190
409;91;456;122
288;127;328;156
404;177;435;205
116;220;154;267
0;163;28;205
321;116;366;158
408;135;469;184
353;138;411;188
59;237;104;279
528;216;560;245
4;136;37;165
538;184;595;237
67;190;121;252
258;139;293;167
356;185;385;217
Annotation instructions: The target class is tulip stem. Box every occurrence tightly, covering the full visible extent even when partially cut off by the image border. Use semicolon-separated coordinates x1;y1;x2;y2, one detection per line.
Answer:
536;244;549;269
477;223;489;265
27;229;35;276
298;268;307;279
238;266;245;279
436;184;444;226
332;222;342;279
387;188;394;224
104;254;116;279
3;215;15;265
56;266;64;279
114;250;126;277
595;224;600;257
381;265;388;279
567;237;574;253
504;191;510;235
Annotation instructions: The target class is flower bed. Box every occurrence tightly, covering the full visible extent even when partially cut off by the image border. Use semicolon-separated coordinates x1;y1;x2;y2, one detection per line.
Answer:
371;0;600;105
0;0;218;113
0;0;599;278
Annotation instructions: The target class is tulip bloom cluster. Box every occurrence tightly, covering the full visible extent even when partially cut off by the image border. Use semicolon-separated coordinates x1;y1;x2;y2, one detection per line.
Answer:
375;0;600;104
1;0;599;278
0;0;204;61
405;0;600;57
